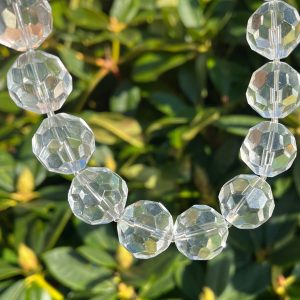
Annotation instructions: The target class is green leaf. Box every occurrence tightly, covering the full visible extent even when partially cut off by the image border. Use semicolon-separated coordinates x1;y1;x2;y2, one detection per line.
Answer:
0;260;22;280
58;46;92;81
205;250;234;295
149;91;193;117
178;0;202;28
43;247;113;291
132;53;194;82
110;0;140;23
0;151;15;192
0;280;26;300
270;238;300;267
85;112;144;148
0;92;20;113
75;221;118;252
66;8;108;30
216;115;263;136
175;259;205;299
110;83;141;114
77;246;116;269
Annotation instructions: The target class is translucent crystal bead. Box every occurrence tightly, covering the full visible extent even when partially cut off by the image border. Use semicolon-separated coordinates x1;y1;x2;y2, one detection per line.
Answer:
68;168;128;225
247;61;300;119
117;200;173;259
219;175;275;229
247;0;300;60
173;205;228;260
0;0;53;51
7;50;72;114
240;121;297;177
32;113;95;174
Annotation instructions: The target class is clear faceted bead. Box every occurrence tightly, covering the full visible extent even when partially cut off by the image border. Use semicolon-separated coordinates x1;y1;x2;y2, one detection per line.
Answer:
117;200;173;259
240;121;297;177
7;50;72;114
32;113;95;174
0;0;52;51
68;168;128;225
173;205;228;260
247;61;300;119
219;175;275;229
247;0;300;60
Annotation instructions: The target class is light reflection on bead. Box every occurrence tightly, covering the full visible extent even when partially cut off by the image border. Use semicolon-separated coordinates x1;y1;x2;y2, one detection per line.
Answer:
117;200;173;259
173;205;228;260
247;0;300;60
247;61;300;119
219;174;275;229
7;50;72;114
32;113;95;174
68;167;128;225
240;121;297;177
0;0;53;51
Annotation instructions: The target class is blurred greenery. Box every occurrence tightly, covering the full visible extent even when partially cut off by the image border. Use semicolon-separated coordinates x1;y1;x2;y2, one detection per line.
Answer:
1;0;300;299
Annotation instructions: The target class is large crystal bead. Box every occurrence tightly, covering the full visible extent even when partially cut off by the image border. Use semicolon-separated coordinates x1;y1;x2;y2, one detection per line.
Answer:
68;168;128;225
247;62;300;119
117;200;173;259
219;175;275;229
173;205;228;260
32;113;95;174
240;121;297;177
7;50;72;114
247;0;300;60
0;0;52;51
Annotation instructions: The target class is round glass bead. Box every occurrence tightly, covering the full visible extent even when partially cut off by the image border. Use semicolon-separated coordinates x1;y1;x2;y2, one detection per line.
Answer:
240;121;297;177
0;0;53;51
32;113;95;174
117;200;173;259
173;205;228;260
247;0;300;60
7;50;72;114
68;167;128;225
247;61;300;119
219;175;275;229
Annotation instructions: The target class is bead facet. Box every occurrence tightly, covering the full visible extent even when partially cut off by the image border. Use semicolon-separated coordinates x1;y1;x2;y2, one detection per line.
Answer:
173;205;228;260
0;0;53;51
68;168;128;225
247;61;300;119
219;175;275;229
117;200;173;259
32;113;95;174
247;0;300;60
240;121;297;177
7;50;72;114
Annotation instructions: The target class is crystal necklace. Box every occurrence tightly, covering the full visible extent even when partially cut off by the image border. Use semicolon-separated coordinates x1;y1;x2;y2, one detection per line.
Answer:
1;0;300;260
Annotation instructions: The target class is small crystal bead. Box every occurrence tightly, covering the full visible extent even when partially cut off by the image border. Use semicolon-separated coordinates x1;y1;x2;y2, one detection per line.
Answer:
32;113;95;174
68;168;128;225
247;0;300;60
117;200;173;259
247;61;300;119
173;205;228;260
0;0;53;51
7;50;72;114
240;121;297;177
219;175;275;229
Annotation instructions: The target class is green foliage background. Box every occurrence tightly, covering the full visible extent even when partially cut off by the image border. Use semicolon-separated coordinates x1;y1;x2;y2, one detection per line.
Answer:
1;0;300;299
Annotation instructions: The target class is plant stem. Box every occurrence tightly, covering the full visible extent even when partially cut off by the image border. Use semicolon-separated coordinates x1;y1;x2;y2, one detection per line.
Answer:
74;68;108;112
112;38;120;63
45;209;72;251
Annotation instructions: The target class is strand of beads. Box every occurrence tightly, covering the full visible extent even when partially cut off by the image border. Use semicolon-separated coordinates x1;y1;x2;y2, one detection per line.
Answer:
2;0;299;262
1;0;230;261
219;0;300;231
